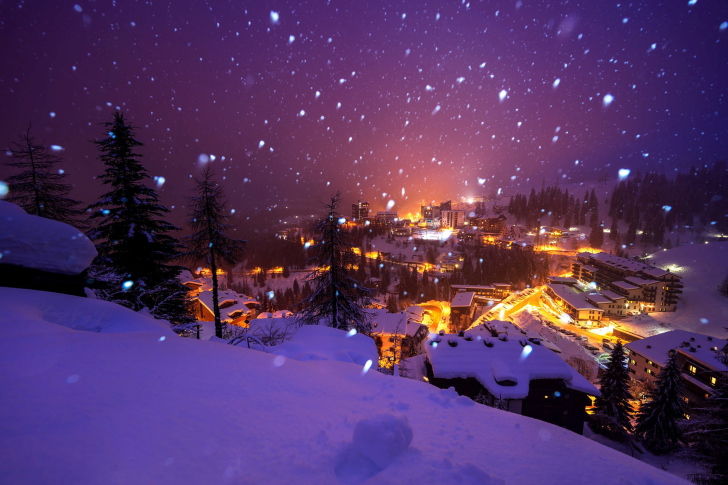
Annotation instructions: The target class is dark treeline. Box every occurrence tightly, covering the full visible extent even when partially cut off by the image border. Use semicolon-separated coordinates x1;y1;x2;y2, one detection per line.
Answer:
608;163;728;246
508;186;599;231
450;246;550;290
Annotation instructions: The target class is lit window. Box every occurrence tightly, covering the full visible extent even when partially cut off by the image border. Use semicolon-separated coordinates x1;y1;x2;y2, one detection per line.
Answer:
711;376;717;386
689;365;697;374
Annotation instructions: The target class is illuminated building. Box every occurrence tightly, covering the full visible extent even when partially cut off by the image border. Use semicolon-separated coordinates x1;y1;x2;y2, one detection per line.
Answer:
626;330;728;407
351;200;370;221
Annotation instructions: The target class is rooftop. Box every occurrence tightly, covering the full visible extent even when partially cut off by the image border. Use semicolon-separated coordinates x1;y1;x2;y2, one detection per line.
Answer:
624;276;659;287
625;330;728;371
612;281;640;291
546;284;602;312
600;289;627;301
451;292;475;308
584;293;611;305
424;334;600;400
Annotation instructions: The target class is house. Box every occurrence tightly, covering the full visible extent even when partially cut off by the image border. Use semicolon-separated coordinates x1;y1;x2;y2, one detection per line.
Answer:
192;288;260;326
417;332;600;434
369;310;429;366
0;200;98;297
450;292;476;331
625;330;728;407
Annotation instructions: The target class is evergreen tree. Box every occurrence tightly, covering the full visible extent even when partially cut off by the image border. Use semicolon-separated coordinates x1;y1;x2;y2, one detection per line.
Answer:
5;124;83;226
589;222;604;249
634;350;687;453
296;192;372;332
386;294;399;313
87;111;192;325
591;341;634;440
183;165;246;338
682;372;728;485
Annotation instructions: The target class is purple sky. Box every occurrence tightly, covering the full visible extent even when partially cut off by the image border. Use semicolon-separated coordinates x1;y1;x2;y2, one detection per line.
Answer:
2;1;727;224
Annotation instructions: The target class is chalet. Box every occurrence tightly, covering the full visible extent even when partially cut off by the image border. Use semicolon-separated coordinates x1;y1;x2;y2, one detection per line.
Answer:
369;310;429;365
625;330;728;407
192;288;260;326
0;200;98;297
419;333;600;434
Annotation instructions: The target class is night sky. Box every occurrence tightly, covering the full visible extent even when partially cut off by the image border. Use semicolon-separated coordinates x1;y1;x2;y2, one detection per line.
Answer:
2;1;727;225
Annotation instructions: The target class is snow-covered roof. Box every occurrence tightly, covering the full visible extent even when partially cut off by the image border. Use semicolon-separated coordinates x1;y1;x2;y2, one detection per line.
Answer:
273;310;293;318
270;325;378;366
612;280;639;291
583;293;611;305
580;265;598;273
547;276;578;285
625;330;728;371
370;310;426;337
624;276;658;287
641;267;670;279
404;306;427;319
194;289;258;322
0;200;97;275
546;284;601;312
451;292;475;308
425;335;600;400
600;289;626;301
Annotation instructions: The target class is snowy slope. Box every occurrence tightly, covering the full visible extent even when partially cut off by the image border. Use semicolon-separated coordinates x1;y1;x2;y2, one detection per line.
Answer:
0;200;96;274
619;241;728;339
0;288;688;484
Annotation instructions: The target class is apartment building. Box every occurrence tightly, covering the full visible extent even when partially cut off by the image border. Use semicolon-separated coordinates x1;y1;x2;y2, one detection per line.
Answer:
572;252;682;312
625;330;728;407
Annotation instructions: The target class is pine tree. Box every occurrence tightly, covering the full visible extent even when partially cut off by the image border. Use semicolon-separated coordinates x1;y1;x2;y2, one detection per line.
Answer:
591;341;634;440
634;350;687;453
87;111;192;325
5;124;83;226
387;294;399;313
183;165;246;338
682;371;728;485
296;192;372;332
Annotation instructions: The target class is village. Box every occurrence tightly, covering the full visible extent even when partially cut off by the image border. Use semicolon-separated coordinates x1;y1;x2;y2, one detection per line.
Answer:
177;194;727;442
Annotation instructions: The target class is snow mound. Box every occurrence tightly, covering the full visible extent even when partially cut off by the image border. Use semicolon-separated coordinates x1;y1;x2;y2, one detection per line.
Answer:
0;289;690;484
270;325;378;366
0;287;174;335
0;200;96;275
353;414;413;469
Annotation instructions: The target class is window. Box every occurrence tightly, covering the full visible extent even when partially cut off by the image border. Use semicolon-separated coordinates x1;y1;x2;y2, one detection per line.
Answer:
711;376;717;386
689;365;697;374
647;369;653;375
630;359;636;365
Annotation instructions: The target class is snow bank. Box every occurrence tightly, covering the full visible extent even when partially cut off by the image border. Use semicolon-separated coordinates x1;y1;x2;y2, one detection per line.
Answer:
0;200;96;275
0;287;174;335
270;325;378;366
0;292;689;484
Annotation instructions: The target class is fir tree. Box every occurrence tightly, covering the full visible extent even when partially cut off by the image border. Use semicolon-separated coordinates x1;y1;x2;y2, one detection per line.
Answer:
5;124;83;226
296;192;372;332
183;165;246;338
87;111;192;325
682;371;728;485
634;350;687;453
591;341;634;440
386;294;399;313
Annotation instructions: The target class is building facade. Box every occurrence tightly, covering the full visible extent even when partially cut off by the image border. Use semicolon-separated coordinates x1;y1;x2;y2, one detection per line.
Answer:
351;200;370;221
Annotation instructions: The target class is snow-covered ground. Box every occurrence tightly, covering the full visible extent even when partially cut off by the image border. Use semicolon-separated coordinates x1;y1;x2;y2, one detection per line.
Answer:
0;288;689;484
618;241;728;339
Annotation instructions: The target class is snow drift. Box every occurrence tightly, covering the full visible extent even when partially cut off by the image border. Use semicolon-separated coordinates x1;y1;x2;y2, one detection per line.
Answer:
0;287;688;484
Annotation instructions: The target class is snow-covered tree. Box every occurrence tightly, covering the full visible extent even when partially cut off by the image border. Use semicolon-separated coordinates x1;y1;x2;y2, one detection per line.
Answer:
682;372;728;485
87;111;192;325
634;350;687;453
183;165;246;339
5;124;83;226
591;341;634;440
296;191;372;333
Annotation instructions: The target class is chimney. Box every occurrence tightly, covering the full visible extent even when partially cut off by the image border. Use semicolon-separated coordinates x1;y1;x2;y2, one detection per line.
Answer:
690;347;696;353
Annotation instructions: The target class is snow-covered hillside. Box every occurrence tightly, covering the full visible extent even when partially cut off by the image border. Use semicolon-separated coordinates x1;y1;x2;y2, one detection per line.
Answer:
619;241;728;339
0;288;688;484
